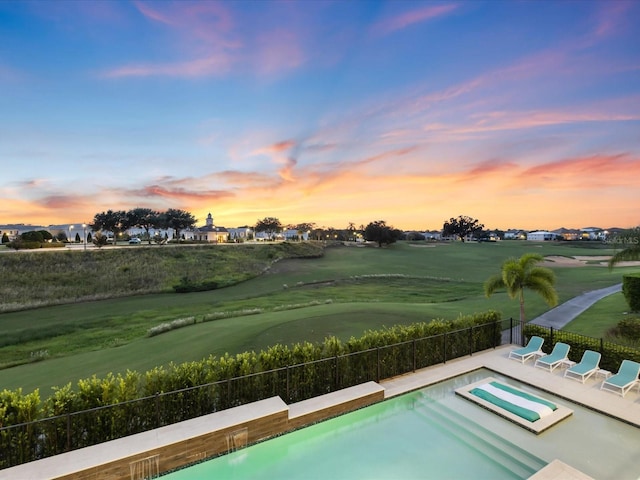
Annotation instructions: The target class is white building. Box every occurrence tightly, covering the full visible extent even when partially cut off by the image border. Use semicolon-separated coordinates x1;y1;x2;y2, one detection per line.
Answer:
526;231;560;241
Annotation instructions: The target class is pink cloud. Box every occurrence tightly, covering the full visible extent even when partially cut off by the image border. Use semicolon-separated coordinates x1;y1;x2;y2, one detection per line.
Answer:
103;54;232;78
253;29;306;76
593;1;635;38
520;153;640;189
373;4;458;36
139;184;235;201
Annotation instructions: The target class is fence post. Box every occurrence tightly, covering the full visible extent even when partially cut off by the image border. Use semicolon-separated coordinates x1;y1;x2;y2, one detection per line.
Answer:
443;333;447;364
468;326;473;356
509;317;513;344
66;413;71;452
286;366;290;401
335;356;339;390
413;339;416;372
550;326;554;345
376;348;380;382
600;337;604;354
155;394;161;428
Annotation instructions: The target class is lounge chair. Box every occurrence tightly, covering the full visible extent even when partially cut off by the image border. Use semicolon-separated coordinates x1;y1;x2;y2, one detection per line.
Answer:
564;350;601;383
534;342;570;372
508;336;544;364
600;360;640;397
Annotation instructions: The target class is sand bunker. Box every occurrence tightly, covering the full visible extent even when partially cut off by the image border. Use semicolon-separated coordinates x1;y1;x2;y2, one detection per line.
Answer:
542;255;640;267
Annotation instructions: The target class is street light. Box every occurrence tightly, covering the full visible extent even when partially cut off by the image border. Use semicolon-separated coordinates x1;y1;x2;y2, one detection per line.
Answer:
82;223;87;250
69;225;74;244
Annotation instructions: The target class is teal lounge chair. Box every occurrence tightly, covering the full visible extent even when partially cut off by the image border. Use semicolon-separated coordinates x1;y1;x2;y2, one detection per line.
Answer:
534;342;570;372
600;360;640;397
508;336;544;363
564;350;601;383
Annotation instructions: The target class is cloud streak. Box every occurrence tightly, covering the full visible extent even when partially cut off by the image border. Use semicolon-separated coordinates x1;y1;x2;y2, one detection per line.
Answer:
372;4;458;36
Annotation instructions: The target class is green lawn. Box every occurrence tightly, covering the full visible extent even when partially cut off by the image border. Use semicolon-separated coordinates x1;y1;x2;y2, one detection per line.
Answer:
0;240;636;396
564;292;639;338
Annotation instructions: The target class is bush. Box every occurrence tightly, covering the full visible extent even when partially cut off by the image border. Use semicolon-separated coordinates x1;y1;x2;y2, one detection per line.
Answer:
622;274;640;312
613;317;640;341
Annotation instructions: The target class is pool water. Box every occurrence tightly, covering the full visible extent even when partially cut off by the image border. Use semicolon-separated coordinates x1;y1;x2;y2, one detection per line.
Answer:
162;369;640;480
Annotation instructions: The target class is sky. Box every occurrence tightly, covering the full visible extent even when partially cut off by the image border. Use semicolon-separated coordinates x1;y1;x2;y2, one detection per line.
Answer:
1;0;639;231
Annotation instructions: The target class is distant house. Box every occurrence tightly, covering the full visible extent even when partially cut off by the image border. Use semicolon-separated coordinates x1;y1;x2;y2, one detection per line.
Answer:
580;227;605;241
0;224;48;241
283;229;309;241
227;226;254;242
423;230;442;241
0;226;21;241
527;231;560;241
504;229;526;240
552;227;579;241
188;213;229;243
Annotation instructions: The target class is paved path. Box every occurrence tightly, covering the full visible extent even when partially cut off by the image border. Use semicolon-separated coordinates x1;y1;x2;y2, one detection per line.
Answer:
503;283;622;343
530;283;622;329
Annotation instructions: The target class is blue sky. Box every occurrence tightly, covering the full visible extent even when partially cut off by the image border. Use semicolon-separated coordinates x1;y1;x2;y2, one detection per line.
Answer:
1;0;639;230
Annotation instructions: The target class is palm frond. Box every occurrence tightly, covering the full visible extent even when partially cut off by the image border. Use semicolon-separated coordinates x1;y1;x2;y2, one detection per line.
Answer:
484;274;505;297
608;245;640;269
525;276;559;307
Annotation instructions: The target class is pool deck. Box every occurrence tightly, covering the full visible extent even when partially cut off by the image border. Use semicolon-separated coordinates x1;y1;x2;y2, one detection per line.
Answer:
380;345;640;428
3;345;638;479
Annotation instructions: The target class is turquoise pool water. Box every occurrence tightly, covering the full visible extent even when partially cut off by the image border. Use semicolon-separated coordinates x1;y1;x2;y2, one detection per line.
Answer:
162;369;640;479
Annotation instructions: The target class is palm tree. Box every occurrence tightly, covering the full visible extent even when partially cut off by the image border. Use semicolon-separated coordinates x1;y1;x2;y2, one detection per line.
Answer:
607;228;640;269
484;253;558;346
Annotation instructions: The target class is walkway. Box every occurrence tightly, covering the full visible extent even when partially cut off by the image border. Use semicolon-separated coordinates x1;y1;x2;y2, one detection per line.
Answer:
531;283;622;329
503;283;622;343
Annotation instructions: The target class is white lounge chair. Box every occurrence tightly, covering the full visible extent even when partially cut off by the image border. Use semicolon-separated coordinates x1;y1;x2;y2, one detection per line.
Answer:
534;342;570;372
508;336;544;363
564;350;601;383
600;360;640;397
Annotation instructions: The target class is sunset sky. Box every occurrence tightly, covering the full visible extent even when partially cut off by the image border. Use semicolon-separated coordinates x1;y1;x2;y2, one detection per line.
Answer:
1;0;639;231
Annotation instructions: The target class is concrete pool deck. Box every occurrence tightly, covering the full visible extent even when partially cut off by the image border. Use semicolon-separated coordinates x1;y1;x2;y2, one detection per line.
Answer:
2;345;638;479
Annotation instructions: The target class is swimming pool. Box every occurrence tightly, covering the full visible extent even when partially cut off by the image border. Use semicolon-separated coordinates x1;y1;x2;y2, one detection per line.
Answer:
162;369;640;479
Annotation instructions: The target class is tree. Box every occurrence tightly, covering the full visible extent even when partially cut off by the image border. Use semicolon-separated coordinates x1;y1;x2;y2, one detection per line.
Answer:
75;232;81;243
1;233;8;244
92;232;108;248
255;217;282;240
484;253;558;346
90;210;127;245
127;208;161;245
164;208;197;241
347;222;358;241
363;220;401;247
21;230;44;243
607;227;640;269
442;215;484;242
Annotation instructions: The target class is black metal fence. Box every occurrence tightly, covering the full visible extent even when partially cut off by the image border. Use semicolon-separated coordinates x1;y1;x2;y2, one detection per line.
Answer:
0;321;501;469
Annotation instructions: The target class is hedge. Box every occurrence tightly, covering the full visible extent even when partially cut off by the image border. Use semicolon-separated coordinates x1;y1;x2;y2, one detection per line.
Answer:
622;274;640;312
0;311;500;468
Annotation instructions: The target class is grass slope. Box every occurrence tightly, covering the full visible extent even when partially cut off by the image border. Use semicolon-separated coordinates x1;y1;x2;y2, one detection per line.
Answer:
0;240;637;395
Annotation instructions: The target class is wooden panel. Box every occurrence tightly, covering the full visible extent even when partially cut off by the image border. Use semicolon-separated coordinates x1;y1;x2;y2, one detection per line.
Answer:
51;387;385;479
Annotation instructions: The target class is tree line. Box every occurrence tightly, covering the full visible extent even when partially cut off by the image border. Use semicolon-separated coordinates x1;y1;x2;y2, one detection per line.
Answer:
90;208;196;245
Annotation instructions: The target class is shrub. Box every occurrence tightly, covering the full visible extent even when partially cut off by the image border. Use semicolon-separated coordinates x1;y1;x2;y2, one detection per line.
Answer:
622;274;640;312
613;317;640;341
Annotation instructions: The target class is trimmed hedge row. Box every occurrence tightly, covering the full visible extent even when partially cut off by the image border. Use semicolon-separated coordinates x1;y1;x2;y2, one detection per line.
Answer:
623;274;640;312
0;310;500;468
